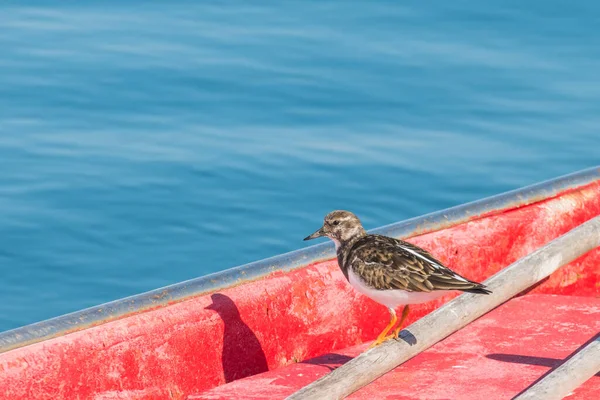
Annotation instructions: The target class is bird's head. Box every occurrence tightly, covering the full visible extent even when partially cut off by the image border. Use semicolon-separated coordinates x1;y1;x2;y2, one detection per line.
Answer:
304;210;366;247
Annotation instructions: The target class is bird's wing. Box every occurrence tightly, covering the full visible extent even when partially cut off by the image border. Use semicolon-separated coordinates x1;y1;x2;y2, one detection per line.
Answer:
349;235;489;293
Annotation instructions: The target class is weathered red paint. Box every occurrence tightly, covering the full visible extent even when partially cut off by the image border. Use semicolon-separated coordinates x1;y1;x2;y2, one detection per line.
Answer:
0;181;599;399
191;294;600;399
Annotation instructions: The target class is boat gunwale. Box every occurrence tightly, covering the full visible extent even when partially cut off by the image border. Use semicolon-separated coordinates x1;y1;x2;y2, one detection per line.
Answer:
0;166;599;353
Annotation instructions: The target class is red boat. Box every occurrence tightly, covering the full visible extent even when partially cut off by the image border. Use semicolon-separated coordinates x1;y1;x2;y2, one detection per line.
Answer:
1;168;599;399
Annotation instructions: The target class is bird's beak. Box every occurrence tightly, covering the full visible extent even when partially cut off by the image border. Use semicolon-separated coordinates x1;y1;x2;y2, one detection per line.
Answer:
304;226;326;241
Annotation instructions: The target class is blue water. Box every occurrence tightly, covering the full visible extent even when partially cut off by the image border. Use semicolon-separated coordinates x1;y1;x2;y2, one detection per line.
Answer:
1;2;599;332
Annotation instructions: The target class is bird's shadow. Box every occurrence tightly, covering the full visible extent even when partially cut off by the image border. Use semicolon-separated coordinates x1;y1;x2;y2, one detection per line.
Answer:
397;329;417;346
206;293;269;383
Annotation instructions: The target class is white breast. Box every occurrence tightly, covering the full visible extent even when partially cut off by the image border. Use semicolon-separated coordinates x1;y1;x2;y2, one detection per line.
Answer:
348;268;450;309
332;238;341;251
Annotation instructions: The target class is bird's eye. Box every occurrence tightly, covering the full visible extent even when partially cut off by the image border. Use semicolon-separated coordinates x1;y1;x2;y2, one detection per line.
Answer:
332;220;340;226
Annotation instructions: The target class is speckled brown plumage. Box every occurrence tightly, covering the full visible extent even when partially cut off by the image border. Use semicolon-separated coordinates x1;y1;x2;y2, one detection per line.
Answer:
305;210;490;294
304;209;491;347
340;234;491;293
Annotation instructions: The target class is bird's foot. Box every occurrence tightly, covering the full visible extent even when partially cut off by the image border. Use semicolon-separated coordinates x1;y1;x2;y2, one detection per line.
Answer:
368;333;398;349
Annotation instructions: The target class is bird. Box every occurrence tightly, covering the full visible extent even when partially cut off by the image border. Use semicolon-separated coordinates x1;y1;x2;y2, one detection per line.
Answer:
304;210;491;347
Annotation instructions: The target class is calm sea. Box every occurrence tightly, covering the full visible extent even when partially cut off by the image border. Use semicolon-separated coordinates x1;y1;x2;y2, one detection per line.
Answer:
1;1;599;331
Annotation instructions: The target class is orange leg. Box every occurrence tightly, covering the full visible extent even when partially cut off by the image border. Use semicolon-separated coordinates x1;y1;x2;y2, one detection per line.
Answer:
369;308;397;349
392;305;410;338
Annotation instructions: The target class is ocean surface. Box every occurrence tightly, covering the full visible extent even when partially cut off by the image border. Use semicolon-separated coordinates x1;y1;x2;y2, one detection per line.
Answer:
1;1;599;332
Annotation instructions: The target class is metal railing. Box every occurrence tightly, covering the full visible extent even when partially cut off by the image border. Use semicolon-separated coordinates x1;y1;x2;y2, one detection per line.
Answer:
0;166;598;354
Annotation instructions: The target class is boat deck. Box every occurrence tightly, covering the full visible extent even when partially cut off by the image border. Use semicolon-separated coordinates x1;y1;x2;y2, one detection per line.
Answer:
191;294;600;400
1;169;599;399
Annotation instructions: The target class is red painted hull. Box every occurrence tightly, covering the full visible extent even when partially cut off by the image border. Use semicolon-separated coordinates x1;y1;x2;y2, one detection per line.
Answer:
1;175;599;399
193;294;600;400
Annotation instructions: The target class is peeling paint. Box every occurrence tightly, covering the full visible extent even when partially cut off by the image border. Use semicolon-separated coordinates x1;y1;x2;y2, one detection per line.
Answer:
0;174;599;399
194;295;600;400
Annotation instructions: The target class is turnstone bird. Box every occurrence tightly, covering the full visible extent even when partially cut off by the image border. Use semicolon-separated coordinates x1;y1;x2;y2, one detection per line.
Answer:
304;210;491;347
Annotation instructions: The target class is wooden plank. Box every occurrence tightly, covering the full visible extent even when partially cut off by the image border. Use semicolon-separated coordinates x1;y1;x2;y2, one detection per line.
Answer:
287;216;600;400
514;334;600;400
2;180;600;400
188;294;600;400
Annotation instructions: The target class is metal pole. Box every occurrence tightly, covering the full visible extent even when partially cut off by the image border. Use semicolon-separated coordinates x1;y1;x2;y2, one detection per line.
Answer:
514;334;600;400
287;216;600;400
